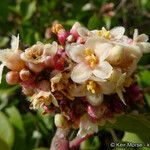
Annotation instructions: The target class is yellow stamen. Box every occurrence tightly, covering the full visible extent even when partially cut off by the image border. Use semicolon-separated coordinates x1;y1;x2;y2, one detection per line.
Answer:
97;27;111;39
51;23;64;34
84;49;98;68
87;80;96;94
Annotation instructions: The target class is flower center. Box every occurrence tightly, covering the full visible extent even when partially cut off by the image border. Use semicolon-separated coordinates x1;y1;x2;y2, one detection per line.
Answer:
84;49;98;68
28;49;42;60
87;80;96;94
97;27;111;39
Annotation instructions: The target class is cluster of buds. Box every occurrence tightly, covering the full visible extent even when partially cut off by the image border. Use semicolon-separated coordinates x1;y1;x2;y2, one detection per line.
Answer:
0;22;150;140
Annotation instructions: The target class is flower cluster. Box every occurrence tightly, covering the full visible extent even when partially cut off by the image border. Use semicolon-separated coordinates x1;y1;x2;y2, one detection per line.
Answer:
0;22;150;138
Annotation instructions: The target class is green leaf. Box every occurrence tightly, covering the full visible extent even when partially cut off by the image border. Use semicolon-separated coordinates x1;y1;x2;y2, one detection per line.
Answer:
137;70;150;87
24;1;36;20
0;112;14;149
80;136;100;150
5;106;26;150
87;14;100;30
0;37;9;47
122;132;150;150
103;114;150;142
0;138;10;150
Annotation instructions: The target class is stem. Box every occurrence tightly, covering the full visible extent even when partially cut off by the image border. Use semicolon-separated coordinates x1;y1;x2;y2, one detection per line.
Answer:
69;134;92;149
50;128;70;150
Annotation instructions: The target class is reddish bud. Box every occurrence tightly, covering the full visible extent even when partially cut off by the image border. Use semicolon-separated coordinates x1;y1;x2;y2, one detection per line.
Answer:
28;63;44;73
6;71;20;85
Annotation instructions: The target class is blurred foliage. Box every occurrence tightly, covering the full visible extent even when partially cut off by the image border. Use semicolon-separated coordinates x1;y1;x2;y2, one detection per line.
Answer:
0;0;150;150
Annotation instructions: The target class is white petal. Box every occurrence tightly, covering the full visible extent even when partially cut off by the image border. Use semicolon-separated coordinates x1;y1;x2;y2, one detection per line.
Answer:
110;26;125;40
51;94;59;107
93;61;113;79
135;34;149;42
71;22;81;30
0;63;5;84
138;42;150;53
87;92;103;106
85;37;106;51
66;44;85;63
44;41;58;56
77;27;93;38
11;35;19;51
116;89;126;105
71;63;92;83
133;29;138;41
95;43;112;60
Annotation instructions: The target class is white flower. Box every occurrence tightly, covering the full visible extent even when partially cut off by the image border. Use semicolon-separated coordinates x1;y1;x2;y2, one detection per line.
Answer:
133;29;150;53
77;115;98;138
66;37;113;83
96;26;125;41
21;41;57;64
29;91;58;110
0;35;25;83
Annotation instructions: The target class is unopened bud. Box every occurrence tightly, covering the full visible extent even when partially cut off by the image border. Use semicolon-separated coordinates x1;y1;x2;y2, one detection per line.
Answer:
19;68;32;81
54;114;67;128
28;63;44;73
6;71;20;85
70;22;80;39
58;31;69;45
107;45;124;65
44;56;55;68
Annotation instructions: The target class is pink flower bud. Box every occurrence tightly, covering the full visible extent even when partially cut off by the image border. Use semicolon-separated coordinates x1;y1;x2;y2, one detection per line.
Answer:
6;71;20;85
28;63;44;73
44;56;55;68
70;22;80;40
58;31;69;45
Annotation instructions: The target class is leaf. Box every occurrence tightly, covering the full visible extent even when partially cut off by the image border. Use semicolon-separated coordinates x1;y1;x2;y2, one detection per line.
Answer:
103;114;150;143
137;70;150;87
0;138;10;150
0;112;14;149
5;106;26;150
24;1;36;20
87;14;100;30
122;132;150;150
80;136;100;150
0;37;9;47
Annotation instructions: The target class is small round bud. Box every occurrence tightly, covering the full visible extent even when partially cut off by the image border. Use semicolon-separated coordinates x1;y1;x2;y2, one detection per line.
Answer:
107;45;124;65
6;71;20;85
54;114;67;128
19;68;32;81
44;56;55;68
28;63;44;73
